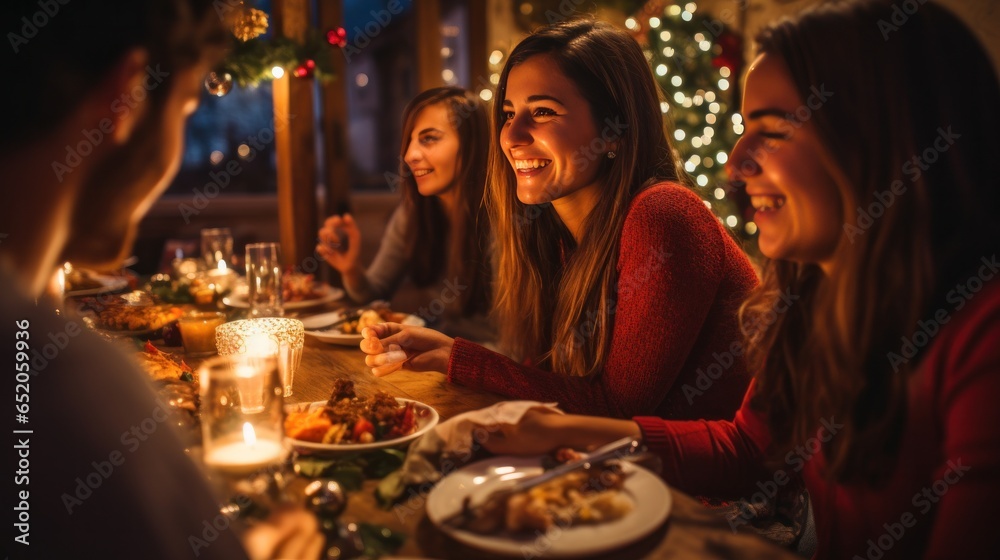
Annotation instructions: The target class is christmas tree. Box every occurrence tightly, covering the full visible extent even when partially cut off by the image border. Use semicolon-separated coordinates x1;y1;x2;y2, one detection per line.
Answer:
631;1;752;237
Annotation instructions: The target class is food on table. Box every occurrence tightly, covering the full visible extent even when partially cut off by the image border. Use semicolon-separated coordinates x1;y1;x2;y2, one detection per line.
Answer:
284;379;419;445
82;297;182;332
460;460;633;535
282;272;325;302
64;266;105;292
338;308;406;334
136;340;196;383
135;342;200;446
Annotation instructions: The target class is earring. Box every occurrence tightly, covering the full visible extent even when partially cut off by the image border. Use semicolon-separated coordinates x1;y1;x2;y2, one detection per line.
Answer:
607;151;616;159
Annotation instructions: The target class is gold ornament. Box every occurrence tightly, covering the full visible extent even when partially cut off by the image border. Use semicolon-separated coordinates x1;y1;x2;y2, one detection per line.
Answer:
231;6;269;41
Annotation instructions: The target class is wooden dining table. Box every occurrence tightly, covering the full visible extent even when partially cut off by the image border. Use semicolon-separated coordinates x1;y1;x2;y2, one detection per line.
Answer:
281;333;803;560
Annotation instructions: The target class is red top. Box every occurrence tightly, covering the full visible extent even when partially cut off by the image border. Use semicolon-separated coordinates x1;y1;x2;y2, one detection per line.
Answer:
448;182;759;419
636;274;1000;559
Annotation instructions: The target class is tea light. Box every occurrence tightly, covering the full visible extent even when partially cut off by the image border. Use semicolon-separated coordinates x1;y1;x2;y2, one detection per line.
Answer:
199;354;287;477
178;312;227;357
206;260;237;294
172;257;203;277
216;318;304;397
204;422;286;476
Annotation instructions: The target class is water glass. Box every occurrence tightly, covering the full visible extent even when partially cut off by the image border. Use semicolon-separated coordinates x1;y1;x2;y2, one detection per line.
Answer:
245;242;283;317
201;228;234;269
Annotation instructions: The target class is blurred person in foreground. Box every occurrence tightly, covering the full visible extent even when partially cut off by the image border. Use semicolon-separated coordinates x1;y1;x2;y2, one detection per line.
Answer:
1;1;322;558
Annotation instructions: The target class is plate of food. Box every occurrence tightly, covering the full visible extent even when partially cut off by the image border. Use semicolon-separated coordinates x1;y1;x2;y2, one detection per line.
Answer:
223;277;344;310
77;295;183;337
425;454;671;558
64;267;129;296
301;308;426;346
284;380;439;455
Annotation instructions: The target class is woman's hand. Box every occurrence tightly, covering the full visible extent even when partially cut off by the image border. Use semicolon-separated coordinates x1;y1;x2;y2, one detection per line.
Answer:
473;408;567;456
241;505;325;560
360;323;455;377
475;410;642;457
316;213;362;274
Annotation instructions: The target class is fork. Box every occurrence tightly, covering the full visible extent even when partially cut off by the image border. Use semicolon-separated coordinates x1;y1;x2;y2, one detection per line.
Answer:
438;436;644;530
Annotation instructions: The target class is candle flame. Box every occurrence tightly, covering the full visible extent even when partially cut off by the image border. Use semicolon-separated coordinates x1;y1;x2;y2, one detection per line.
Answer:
246;332;279;357
217;260;227;271
243;422;257;446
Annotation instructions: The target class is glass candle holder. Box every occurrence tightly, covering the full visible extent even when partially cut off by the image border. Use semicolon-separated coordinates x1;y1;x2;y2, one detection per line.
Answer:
216;318;304;398
178;311;227;357
199;354;287;477
205;260;237;295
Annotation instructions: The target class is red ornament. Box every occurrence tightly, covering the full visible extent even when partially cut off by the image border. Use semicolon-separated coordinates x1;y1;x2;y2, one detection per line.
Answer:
293;60;315;78
326;27;347;48
711;30;743;73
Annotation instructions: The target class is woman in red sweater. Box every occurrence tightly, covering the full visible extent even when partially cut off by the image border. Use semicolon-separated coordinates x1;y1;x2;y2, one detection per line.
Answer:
475;1;1000;558
360;20;758;420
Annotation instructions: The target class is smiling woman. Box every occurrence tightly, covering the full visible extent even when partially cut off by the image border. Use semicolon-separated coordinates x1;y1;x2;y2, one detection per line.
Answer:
317;87;494;342
360;19;759;421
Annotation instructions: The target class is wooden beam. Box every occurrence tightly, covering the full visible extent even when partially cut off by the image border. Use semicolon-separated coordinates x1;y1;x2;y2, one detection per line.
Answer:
415;0;444;91
468;0;489;89
271;0;318;270
317;0;351;219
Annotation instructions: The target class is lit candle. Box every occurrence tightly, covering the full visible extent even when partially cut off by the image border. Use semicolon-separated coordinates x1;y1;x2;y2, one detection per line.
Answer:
203;422;286;476
206;260;236;294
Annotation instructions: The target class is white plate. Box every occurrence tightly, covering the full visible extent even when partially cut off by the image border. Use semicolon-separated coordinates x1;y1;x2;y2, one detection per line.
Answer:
223;284;344;310
302;311;426;346
284;398;439;455
65;274;129;296
426;456;671;558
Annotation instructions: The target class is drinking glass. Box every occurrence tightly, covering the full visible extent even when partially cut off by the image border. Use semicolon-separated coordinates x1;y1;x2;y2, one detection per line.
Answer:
245;242;283;317
201;228;234;269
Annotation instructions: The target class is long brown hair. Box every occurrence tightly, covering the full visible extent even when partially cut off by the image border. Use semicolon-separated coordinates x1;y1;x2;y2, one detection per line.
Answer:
740;0;1000;482
487;19;681;376
399;87;491;317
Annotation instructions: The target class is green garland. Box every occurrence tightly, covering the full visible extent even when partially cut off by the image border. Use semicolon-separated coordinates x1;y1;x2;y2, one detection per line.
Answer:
222;28;336;88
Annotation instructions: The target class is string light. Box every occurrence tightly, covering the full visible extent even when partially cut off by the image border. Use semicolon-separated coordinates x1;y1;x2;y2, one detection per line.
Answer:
649;17;661;28
726;215;738;227
656;64;668;76
714;187;726;199
270;66;284;79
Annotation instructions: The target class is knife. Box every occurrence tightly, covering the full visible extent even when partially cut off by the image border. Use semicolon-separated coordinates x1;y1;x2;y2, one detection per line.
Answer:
439;436;644;530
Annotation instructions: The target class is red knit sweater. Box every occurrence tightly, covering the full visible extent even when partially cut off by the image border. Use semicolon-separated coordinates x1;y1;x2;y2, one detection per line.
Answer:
447;182;759;419
636;272;1000;559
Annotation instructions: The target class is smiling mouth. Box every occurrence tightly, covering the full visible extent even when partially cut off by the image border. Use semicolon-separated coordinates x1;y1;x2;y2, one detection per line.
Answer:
513;159;551;172
750;195;786;212
412;169;432;178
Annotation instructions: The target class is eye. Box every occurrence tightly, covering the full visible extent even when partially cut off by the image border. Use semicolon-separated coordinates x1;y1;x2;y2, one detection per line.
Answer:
532;107;557;118
420;135;440;145
502;111;514;121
